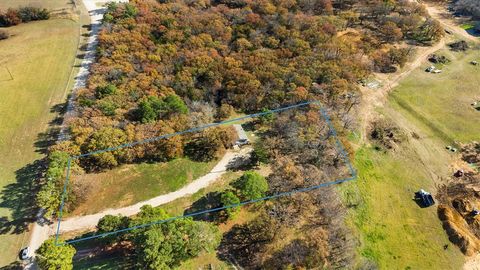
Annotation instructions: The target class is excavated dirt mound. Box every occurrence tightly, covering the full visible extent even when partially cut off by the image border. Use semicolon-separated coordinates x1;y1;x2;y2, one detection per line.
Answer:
438;205;480;256
437;141;480;255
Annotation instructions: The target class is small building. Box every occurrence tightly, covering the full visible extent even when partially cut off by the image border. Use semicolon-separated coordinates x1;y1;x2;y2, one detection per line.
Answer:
233;124;250;146
471;61;478;66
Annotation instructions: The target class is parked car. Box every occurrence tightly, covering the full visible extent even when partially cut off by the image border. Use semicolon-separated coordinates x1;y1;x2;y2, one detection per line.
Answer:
415;189;435;207
20;247;30;260
235;138;250;146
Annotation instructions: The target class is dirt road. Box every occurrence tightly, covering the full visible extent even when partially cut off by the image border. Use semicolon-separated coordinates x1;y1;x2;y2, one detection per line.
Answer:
57;147;252;233
358;2;478;142
358;39;446;141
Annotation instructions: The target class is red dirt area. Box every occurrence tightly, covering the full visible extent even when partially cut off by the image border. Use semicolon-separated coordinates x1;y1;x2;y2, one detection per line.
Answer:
437;142;480;256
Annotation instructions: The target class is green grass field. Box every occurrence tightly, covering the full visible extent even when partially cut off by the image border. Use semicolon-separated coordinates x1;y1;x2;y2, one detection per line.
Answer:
390;48;480;143
69;158;218;216
0;1;83;266
341;146;464;269
341;45;480;269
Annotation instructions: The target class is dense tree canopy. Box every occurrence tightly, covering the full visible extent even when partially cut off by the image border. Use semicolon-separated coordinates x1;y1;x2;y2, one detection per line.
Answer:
94;205;221;269
233;171;269;200
36;239;76;270
56;0;439;174
454;0;480;19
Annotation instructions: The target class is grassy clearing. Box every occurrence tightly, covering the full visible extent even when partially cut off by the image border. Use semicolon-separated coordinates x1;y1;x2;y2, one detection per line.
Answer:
389;47;480;143
340;146;464;269
69;158;218;216
0;18;80;266
461;23;475;30
70;167;266;269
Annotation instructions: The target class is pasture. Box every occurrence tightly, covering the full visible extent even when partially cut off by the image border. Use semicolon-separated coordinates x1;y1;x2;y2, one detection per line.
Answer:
390;47;480;143
341;145;464;269
342;43;480;269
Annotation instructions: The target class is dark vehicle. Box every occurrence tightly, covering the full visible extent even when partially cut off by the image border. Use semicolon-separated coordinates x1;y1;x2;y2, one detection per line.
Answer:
415;189;435;207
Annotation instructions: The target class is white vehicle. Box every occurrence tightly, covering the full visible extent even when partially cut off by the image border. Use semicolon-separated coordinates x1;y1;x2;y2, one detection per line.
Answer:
20;247;30;260
235;138;250;146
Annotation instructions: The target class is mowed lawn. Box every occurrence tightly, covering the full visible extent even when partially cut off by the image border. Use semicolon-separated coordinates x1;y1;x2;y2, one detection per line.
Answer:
69;158;217;216
341;146;464;269
0;14;80;268
390;47;480;143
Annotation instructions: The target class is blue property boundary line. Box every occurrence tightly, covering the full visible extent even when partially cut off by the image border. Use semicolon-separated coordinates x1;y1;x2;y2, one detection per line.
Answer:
55;101;357;245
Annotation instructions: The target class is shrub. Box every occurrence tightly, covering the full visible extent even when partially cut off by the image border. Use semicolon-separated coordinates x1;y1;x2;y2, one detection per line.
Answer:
220;190;241;218
97;215;129;233
216;103;235;120
18;7;50;22
95;84;117;99
0;30;8;40
37;239;75;270
370;120;406;150
184;131;224;162
164;94;188;114
97;100;117;116
251;141;270;165
78;96;95;107
137;95;188;123
449;40;469;52
0;9;21;26
0;7;49;27
232;171;269;200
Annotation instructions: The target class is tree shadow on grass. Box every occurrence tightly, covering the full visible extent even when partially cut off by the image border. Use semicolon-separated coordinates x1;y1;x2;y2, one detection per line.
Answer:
183;191;226;223
0;159;45;235
34;102;66;155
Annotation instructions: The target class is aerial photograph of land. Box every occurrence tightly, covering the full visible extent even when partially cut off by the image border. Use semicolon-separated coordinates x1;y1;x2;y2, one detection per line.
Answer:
0;0;479;269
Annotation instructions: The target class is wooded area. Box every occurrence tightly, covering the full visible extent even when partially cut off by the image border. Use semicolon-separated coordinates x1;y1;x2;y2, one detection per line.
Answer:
36;0;447;268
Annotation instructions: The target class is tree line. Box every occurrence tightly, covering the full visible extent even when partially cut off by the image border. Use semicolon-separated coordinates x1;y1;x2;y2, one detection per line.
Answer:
0;6;49;27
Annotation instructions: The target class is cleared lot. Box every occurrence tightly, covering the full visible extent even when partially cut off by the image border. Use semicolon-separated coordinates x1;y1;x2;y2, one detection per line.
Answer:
390;47;480;143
